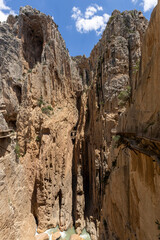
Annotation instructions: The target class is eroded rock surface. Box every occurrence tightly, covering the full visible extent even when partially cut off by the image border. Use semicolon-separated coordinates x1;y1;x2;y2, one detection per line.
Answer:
71;9;148;239
0;5;82;240
99;3;160;240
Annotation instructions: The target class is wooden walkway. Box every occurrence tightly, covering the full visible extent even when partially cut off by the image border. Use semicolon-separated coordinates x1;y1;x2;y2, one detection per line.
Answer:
117;132;160;144
116;132;160;166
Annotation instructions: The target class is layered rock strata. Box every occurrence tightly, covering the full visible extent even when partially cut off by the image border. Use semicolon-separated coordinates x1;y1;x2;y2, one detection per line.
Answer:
99;2;160;240
72;9;148;239
0;6;82;240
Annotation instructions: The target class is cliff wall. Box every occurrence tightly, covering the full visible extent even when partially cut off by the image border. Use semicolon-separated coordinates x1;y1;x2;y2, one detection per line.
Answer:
0;3;160;240
72;9;148;240
100;2;160;240
0;6;82;240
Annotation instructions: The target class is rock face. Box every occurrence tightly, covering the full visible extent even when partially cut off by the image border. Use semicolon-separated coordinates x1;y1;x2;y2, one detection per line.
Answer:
101;3;160;239
17;5;83;233
0;3;160;240
0;5;82;240
99;3;160;240
71;9;148;239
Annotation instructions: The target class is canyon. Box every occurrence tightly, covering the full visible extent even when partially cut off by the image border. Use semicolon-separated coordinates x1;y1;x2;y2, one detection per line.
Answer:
0;2;160;240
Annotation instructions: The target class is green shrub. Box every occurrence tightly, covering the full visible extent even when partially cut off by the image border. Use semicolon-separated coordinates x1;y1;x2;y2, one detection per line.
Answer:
28;69;32;73
15;143;20;158
37;96;44;107
112;135;121;142
133;60;140;74
41;105;53;115
112;135;121;148
129;10;135;17
36;135;40;142
41;107;49;115
118;86;131;107
47;105;53;111
100;101;105;107
128;29;135;34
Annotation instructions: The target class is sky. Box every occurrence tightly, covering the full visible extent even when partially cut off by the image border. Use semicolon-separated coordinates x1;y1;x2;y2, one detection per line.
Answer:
0;0;158;57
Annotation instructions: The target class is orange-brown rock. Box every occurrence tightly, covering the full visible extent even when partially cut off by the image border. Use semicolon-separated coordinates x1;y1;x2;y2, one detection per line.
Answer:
70;234;84;240
51;231;61;240
99;1;160;240
0;5;82;240
35;233;49;240
72;8;148;240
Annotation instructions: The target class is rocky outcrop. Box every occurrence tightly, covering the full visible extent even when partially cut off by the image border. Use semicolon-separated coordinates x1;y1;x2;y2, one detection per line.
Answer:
51;231;61;240
99;2;160;240
0;5;82;240
71;9;148;239
17;5;83;233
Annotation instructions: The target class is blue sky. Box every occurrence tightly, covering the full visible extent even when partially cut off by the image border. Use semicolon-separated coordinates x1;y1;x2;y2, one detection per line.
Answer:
0;0;158;57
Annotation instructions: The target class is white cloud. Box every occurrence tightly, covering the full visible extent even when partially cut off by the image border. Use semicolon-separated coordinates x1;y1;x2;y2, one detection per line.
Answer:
72;6;82;20
0;0;15;22
132;0;157;12
143;0;157;11
85;4;103;19
71;4;110;35
85;6;98;19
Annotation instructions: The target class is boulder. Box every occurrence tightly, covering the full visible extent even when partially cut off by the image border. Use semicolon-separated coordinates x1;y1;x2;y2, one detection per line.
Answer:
52;231;61;240
70;234;84;240
35;233;49;240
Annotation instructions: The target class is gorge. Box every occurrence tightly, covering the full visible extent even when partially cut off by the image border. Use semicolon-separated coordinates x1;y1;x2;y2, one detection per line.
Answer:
0;2;160;240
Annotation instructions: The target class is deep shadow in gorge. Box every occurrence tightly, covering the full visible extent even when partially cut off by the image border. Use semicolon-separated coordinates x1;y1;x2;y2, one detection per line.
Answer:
72;94;82;226
21;17;44;69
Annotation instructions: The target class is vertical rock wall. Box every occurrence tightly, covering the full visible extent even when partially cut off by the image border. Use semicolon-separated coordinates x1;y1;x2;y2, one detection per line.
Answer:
0;3;160;240
0;6;82;239
99;2;160;240
72;9;148;240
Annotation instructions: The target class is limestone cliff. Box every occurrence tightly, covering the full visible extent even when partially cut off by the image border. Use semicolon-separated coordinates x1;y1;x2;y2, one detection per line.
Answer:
99;2;160;240
72;9;148;240
0;6;82;240
101;2;160;239
0;3;160;240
